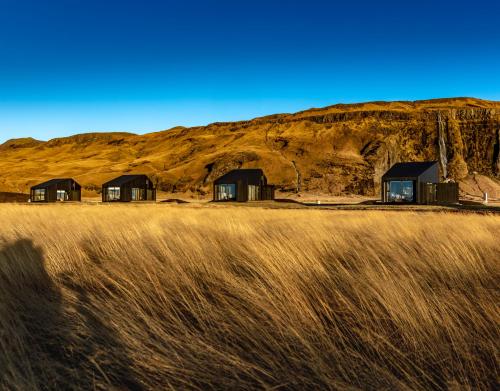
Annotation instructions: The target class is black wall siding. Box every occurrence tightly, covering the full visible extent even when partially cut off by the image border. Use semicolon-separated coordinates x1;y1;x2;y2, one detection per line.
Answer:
102;175;156;202
30;179;82;202
213;169;275;202
382;162;458;204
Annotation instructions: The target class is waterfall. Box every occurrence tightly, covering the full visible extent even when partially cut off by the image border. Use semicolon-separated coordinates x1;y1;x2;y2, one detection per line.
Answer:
495;128;500;175
437;112;448;178
291;160;301;193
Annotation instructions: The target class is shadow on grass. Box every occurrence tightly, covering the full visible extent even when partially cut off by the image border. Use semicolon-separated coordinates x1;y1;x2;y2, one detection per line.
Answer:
0;239;142;390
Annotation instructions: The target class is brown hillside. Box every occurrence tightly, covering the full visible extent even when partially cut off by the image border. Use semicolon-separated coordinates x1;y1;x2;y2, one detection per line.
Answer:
1;97;499;198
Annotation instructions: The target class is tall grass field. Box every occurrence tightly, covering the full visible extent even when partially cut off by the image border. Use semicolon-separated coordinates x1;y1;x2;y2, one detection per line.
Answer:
0;204;498;390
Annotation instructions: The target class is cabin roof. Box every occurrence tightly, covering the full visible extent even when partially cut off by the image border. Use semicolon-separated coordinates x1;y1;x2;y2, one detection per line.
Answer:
382;161;438;179
31;178;79;189
102;174;150;187
214;169;266;184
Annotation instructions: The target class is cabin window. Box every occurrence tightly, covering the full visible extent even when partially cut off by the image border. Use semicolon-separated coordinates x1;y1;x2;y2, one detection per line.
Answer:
56;190;68;201
33;189;46;201
248;185;259;201
215;184;236;201
107;187;121;201
131;188;144;201
387;181;414;202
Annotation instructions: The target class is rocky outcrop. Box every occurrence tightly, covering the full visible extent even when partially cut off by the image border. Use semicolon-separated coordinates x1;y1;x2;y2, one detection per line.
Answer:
203;151;260;184
0;137;44;150
285;104;500;195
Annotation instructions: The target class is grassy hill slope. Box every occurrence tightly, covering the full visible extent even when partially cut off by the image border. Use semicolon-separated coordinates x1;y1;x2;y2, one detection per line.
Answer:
1;97;499;198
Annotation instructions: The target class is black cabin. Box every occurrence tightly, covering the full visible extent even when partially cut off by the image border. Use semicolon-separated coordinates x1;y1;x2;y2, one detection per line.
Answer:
213;169;275;202
30;178;81;202
381;161;458;204
102;175;156;202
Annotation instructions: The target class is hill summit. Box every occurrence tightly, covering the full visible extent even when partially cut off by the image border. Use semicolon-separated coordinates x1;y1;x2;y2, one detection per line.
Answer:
1;97;499;199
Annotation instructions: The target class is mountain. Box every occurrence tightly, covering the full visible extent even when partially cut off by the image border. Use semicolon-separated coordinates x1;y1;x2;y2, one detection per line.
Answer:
1;97;499;199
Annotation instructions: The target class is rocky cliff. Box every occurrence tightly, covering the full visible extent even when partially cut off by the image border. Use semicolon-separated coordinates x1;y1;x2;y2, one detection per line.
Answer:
1;97;499;198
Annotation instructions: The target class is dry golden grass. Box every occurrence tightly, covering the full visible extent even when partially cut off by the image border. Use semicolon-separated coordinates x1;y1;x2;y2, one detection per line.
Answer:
0;205;498;390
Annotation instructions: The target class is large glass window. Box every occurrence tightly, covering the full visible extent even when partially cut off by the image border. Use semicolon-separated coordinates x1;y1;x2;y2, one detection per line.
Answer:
107;187;121;201
248;185;259;201
132;188;144;201
33;189;46;201
215;184;236;201
56;190;68;201
387;181;414;202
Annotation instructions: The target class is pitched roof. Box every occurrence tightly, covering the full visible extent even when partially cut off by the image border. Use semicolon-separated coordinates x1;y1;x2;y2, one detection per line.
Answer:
214;169;266;184
382;161;438;179
102;174;150;187
31;178;78;189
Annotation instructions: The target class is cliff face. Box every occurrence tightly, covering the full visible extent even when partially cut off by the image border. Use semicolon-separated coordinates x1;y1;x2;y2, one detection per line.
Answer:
1;97;499;198
282;105;500;195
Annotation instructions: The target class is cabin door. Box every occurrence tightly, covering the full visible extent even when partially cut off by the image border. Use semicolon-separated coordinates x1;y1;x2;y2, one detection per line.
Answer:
132;188;144;201
248;185;259;201
56;190;68;201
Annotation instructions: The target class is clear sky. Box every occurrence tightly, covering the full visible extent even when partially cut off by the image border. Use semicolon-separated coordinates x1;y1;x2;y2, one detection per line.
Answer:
1;0;499;143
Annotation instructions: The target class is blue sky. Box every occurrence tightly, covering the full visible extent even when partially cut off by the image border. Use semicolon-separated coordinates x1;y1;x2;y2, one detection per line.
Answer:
1;0;499;143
